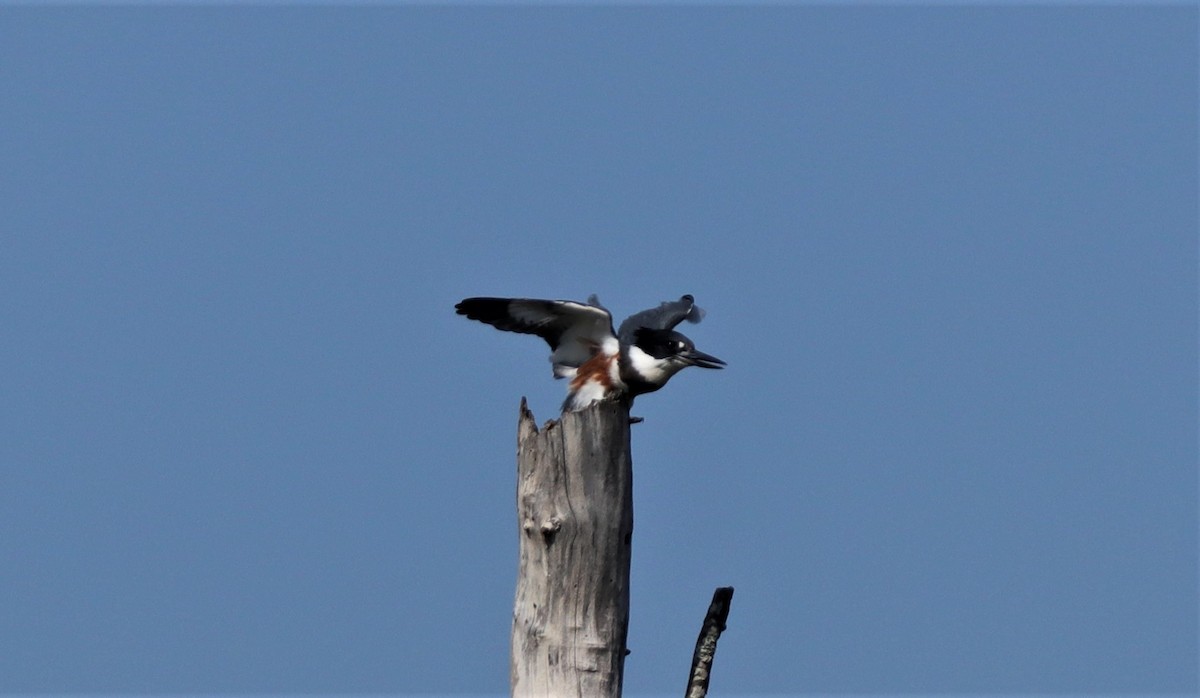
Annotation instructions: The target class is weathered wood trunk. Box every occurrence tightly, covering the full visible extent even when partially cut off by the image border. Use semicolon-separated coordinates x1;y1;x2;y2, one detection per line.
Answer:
511;398;634;698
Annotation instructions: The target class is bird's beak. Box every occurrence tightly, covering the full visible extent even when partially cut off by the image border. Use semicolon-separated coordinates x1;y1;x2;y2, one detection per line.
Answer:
684;349;726;369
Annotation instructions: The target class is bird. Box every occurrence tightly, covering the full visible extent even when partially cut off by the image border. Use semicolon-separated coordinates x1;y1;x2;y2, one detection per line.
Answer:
455;294;725;412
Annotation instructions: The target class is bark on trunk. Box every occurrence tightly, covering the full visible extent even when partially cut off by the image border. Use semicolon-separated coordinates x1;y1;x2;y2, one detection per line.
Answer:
511;398;634;698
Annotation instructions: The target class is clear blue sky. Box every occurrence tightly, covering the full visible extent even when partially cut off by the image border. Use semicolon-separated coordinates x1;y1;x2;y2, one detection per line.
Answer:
1;5;1195;696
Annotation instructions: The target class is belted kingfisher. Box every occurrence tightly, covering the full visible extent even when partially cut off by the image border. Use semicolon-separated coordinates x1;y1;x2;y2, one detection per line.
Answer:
455;294;725;412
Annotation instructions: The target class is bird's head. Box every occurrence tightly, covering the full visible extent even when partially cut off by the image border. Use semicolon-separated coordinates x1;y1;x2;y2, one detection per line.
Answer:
631;328;726;374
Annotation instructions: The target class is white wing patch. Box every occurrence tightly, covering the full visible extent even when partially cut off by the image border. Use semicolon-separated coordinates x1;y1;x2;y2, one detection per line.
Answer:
503;300;616;377
551;330;618;378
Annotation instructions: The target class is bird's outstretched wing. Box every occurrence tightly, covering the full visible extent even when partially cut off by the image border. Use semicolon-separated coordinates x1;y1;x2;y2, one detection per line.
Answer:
617;294;705;345
455;297;616;374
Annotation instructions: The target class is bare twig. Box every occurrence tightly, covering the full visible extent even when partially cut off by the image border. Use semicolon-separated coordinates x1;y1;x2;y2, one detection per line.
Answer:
685;586;734;698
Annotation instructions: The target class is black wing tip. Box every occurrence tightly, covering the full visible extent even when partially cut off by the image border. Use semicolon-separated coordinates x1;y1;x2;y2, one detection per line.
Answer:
455;297;512;321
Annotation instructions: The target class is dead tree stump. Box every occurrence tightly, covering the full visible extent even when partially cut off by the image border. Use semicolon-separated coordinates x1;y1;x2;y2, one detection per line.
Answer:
511;398;633;698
